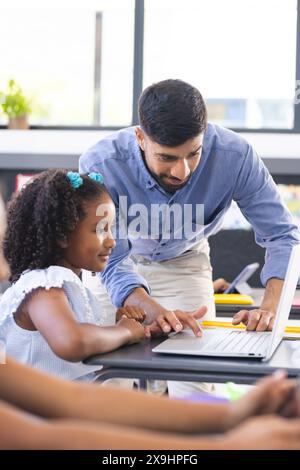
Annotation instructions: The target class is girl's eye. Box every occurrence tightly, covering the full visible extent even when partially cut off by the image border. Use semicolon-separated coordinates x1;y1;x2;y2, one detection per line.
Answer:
96;221;116;237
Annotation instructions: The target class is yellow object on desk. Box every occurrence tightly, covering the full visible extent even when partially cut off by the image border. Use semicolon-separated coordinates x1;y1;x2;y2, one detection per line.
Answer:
202;320;300;335
214;293;254;305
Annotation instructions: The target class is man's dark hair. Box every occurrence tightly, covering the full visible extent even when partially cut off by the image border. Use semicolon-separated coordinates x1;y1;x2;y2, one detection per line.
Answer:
4;169;110;282
138;79;207;146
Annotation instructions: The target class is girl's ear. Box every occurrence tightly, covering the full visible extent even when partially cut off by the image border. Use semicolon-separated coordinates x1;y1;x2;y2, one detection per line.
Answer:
57;238;68;249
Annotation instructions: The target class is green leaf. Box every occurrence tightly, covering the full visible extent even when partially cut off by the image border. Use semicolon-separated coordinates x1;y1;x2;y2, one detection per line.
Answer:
0;79;31;118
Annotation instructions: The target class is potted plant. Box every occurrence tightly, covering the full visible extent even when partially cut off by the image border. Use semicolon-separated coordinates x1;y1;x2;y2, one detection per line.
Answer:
0;79;31;129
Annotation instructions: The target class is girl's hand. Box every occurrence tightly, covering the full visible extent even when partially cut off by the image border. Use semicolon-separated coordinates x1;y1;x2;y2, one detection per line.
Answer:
116;306;146;323
116;316;149;344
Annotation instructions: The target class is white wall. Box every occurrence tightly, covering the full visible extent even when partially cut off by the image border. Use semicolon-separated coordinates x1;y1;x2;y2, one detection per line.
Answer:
0;129;300;159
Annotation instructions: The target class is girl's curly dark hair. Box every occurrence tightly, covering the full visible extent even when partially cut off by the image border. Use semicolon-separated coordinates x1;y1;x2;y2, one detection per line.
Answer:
4;169;110;282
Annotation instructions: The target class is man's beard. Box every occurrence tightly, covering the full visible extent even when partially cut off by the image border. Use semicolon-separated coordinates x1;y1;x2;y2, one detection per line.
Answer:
153;172;192;193
141;149;192;193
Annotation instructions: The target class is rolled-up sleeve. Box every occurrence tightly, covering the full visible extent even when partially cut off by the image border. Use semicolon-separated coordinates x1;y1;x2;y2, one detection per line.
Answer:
233;145;300;285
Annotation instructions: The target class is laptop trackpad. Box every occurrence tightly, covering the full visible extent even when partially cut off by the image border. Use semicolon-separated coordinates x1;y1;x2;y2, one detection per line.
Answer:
152;329;221;355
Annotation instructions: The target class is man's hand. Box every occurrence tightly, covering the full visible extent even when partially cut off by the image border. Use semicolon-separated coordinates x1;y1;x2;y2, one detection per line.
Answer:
147;306;208;337
124;287;208;336
232;278;283;331
232;308;275;331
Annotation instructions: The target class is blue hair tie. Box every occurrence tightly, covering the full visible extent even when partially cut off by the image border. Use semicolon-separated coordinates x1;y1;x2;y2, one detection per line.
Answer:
67;171;83;189
88;172;104;184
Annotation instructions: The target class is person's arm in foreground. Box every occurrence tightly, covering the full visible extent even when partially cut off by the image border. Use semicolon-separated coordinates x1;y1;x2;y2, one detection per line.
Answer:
0;358;298;435
0;397;235;450
1;395;300;450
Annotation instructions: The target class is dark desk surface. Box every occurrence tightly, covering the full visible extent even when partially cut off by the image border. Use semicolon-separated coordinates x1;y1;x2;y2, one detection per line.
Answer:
87;338;300;385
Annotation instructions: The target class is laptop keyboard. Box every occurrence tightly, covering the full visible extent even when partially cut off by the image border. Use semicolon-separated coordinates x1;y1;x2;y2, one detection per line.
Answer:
200;330;272;355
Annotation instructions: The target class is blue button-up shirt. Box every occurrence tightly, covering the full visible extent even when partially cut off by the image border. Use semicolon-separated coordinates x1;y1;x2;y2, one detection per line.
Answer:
79;123;300;307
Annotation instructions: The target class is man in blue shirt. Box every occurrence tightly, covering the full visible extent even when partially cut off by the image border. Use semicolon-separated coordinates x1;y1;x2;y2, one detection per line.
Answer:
80;79;300;344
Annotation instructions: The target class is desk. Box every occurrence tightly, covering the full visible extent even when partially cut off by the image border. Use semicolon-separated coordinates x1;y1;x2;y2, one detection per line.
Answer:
216;288;300;318
86;337;300;389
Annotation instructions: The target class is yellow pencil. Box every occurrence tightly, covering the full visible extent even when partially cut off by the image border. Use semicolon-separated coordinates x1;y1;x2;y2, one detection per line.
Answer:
202;320;300;334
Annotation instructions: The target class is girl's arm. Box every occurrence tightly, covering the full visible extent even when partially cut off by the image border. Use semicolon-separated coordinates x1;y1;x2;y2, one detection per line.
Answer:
26;288;145;361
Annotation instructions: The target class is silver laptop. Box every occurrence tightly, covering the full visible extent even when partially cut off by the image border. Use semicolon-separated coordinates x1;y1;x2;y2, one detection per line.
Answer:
153;244;300;361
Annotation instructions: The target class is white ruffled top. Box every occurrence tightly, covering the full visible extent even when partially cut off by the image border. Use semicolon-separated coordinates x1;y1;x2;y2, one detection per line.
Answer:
0;266;106;381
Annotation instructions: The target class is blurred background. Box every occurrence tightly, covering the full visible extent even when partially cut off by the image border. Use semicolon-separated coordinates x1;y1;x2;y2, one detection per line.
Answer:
0;0;300;286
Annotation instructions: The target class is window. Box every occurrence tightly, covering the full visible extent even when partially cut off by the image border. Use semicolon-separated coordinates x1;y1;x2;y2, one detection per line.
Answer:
143;0;297;129
1;0;300;130
0;0;135;126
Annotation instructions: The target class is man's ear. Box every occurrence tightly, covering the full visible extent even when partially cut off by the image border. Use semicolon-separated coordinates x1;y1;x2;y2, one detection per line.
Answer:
57;238;68;249
135;127;145;151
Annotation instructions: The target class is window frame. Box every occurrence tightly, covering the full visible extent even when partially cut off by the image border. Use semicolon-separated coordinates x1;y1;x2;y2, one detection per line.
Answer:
1;0;299;133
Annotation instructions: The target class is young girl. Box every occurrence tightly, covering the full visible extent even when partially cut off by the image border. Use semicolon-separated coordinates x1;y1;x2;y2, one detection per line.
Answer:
0;169;146;382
